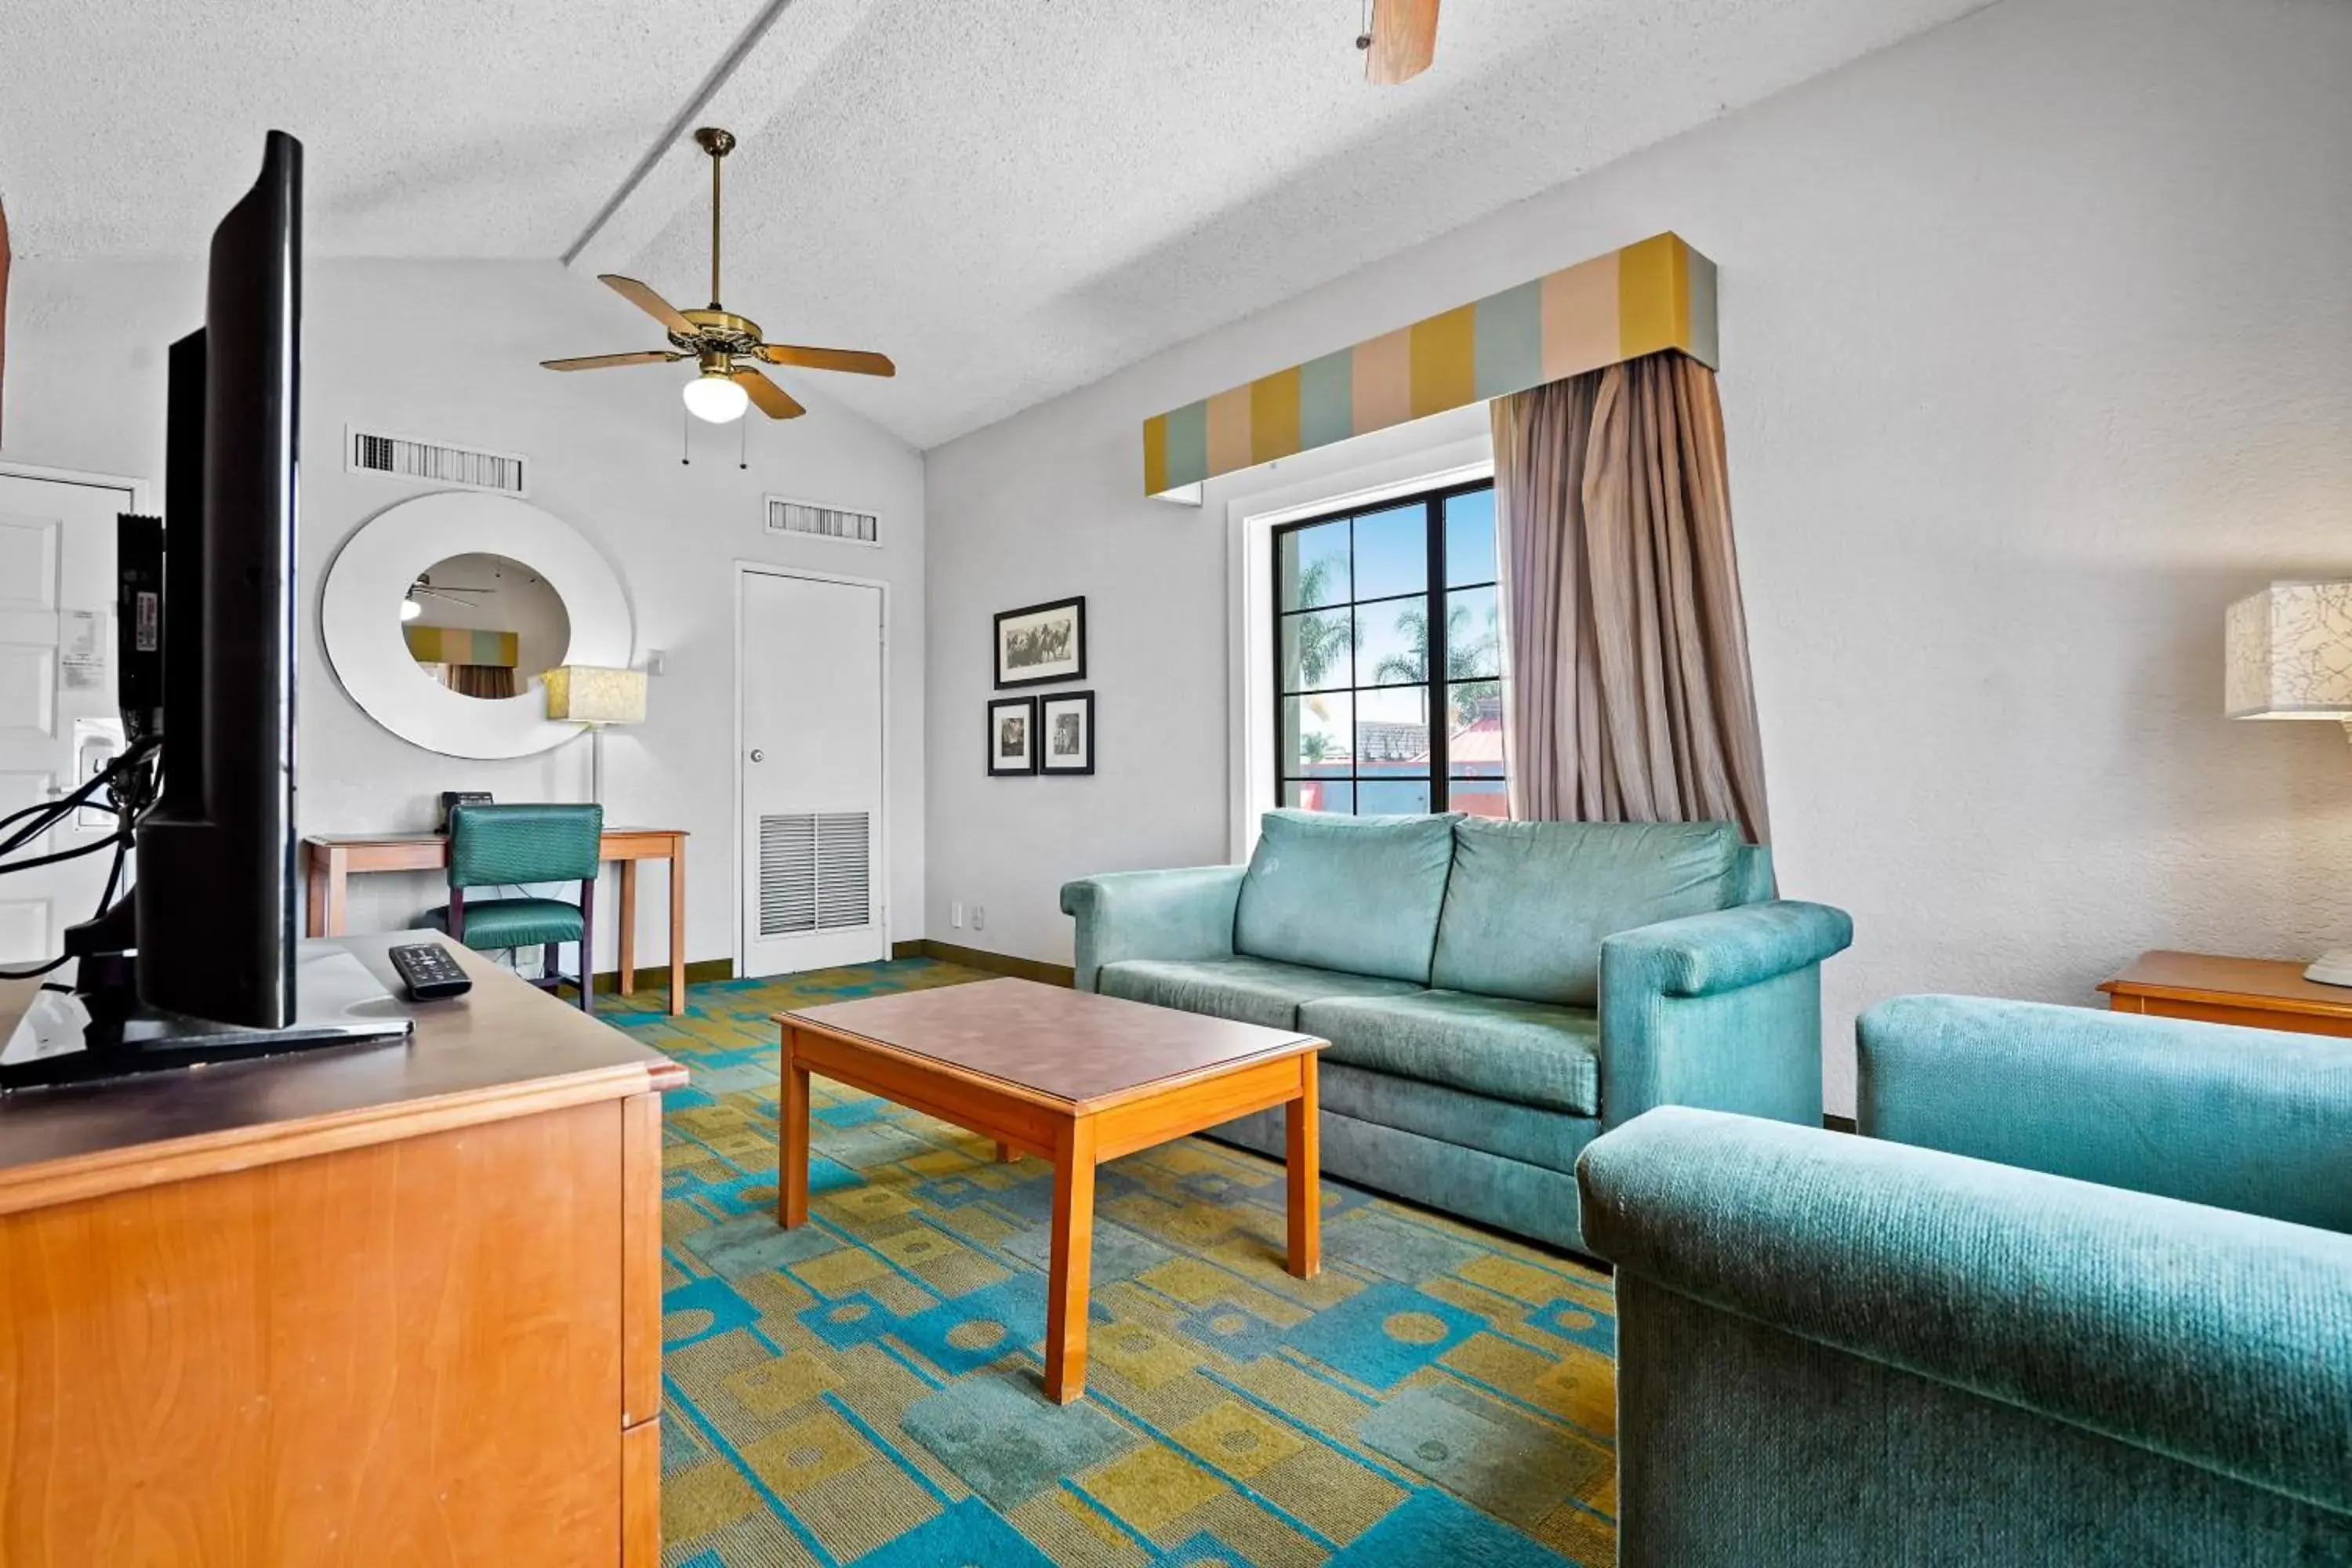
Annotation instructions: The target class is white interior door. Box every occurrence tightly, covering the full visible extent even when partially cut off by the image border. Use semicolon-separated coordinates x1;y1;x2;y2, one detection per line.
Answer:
0;468;143;973
739;568;886;977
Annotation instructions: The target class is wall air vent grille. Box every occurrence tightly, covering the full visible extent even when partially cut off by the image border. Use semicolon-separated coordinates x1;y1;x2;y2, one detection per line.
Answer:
759;811;872;936
347;425;528;495
767;495;879;546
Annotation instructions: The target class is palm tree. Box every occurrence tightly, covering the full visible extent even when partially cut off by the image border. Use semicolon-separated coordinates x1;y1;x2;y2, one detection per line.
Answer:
1374;602;1500;725
1288;558;1353;688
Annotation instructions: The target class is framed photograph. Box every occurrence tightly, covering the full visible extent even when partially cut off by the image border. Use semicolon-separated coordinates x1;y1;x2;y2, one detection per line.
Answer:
1039;690;1095;775
994;595;1087;688
985;695;1037;775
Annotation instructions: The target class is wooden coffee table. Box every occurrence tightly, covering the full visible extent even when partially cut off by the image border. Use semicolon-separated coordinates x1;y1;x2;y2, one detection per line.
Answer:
775;977;1325;1403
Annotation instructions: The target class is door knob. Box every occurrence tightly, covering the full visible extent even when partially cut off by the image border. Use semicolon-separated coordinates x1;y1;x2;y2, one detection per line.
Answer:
748;749;765;763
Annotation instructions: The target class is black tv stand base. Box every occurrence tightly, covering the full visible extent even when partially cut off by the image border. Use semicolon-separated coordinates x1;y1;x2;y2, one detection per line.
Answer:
0;939;413;1092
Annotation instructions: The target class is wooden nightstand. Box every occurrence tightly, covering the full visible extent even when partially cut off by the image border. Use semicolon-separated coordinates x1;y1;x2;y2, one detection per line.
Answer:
2099;949;2352;1038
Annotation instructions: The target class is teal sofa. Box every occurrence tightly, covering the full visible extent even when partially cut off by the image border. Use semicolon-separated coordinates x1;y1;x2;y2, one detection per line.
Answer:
1058;810;1853;1251
1580;997;2352;1566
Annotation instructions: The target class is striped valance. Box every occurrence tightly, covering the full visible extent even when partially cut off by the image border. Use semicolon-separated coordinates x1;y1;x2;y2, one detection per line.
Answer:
1142;232;1719;496
405;625;518;667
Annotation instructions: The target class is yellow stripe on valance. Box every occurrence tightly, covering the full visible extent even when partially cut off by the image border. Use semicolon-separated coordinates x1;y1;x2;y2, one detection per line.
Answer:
1142;231;1718;496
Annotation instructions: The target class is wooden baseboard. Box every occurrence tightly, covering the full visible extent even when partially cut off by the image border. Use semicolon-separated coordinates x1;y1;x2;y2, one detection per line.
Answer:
898;938;1074;989
1822;1113;1857;1134
593;957;735;994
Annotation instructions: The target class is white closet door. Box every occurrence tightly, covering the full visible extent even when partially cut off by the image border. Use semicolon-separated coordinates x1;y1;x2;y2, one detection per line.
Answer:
739;569;886;977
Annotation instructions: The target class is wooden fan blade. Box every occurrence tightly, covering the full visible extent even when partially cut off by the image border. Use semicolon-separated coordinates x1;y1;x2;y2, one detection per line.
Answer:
753;343;896;377
731;367;805;419
597;274;698;336
541;350;673;371
1366;0;1439;84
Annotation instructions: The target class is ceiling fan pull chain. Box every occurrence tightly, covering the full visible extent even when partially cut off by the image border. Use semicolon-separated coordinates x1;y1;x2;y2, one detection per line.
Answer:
739;412;748;470
681;404;691;466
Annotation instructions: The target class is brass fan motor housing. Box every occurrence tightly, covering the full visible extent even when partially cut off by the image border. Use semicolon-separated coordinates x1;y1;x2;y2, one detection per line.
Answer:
673;308;765;358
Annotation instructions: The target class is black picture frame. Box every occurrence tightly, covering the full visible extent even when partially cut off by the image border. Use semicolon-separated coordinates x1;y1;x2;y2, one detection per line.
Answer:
993;595;1087;688
985;695;1038;775
1039;690;1096;776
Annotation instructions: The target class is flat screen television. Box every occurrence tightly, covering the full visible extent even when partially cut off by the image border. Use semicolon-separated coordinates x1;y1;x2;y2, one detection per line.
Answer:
0;132;408;1091
133;129;305;1026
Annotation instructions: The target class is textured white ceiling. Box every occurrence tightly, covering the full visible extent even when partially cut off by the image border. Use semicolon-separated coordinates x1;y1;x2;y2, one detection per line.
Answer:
2;0;1992;445
0;0;769;258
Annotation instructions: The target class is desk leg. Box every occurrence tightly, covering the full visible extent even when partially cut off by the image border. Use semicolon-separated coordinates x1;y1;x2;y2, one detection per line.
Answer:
1287;1055;1322;1279
779;1029;811;1229
315;846;350;938
304;844;327;939
617;860;638;996
668;844;687;1017
1044;1117;1099;1403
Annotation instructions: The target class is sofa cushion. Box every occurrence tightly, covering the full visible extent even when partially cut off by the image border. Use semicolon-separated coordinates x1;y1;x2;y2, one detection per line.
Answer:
1233;811;1460;984
1097;956;1422;1031
1430;818;1742;1006
1298;989;1601;1116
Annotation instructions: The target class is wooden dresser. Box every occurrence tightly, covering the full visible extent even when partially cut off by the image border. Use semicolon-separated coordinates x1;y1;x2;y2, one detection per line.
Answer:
0;935;685;1566
2098;949;2352;1037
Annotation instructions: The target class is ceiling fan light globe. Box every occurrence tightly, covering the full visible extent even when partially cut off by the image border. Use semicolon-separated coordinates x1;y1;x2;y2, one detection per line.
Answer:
683;372;750;423
401;596;423;622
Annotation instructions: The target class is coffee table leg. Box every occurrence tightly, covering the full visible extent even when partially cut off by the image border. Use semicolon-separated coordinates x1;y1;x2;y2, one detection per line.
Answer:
1287;1055;1322;1279
994;1141;1018;1163
780;1029;811;1229
1044;1117;1098;1403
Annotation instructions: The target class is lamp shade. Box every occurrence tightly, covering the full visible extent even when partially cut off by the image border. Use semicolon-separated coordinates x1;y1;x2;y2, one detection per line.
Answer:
545;664;648;726
2225;581;2352;719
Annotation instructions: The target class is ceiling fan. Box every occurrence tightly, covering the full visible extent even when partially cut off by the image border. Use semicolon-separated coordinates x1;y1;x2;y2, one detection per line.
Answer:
400;572;493;623
542;127;895;423
1357;0;1440;85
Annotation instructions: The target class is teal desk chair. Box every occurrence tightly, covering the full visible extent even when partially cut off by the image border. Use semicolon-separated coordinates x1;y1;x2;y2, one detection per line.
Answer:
420;803;602;1013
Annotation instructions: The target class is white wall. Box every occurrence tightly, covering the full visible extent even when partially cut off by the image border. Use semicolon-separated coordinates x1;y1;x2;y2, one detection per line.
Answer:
2;256;927;969
925;0;2352;1115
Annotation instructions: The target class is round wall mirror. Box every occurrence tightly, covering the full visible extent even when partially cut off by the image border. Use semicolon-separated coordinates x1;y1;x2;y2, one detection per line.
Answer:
401;553;573;702
323;492;632;759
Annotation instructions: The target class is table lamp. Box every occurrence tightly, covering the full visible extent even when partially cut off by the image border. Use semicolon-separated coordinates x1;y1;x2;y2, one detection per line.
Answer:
546;664;648;806
2226;579;2352;983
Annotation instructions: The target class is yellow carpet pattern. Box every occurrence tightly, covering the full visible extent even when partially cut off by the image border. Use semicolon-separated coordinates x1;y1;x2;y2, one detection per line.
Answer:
604;960;1617;1566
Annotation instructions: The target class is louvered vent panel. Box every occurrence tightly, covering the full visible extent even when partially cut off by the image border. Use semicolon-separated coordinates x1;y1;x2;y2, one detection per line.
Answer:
767;495;879;545
760;811;871;937
347;426;528;495
815;813;871;929
759;815;818;936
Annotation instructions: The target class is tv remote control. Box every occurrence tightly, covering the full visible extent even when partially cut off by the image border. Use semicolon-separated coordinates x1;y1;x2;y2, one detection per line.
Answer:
389;942;472;1002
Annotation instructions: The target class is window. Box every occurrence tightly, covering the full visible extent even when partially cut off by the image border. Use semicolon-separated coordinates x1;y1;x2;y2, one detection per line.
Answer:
1272;480;1506;818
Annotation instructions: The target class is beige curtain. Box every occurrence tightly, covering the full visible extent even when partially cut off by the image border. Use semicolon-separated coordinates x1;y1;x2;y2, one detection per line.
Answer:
1490;350;1772;843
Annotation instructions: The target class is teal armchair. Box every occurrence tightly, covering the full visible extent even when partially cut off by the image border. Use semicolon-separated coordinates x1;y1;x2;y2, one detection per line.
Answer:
1061;811;1853;1251
1581;997;2352;1566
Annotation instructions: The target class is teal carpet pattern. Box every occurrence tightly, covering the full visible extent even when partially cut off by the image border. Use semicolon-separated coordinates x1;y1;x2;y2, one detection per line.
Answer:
606;960;1618;1566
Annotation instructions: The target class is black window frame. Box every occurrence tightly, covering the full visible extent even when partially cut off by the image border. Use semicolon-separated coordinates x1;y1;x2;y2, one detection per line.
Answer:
1269;477;1501;818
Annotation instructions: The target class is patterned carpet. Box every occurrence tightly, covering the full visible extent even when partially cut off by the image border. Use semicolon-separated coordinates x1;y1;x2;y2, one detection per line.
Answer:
604;960;1619;1567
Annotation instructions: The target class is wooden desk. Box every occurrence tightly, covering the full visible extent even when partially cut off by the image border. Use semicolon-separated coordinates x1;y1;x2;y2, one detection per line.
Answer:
0;934;686;1565
2099;949;2352;1037
303;827;689;1015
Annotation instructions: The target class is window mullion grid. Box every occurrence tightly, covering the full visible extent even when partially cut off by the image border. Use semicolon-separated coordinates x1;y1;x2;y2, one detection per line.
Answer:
1426;494;1449;811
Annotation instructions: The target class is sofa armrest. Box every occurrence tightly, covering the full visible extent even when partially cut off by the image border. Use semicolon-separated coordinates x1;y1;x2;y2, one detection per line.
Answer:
1602;900;1853;998
1596;901;1852;1127
1860;994;2352;1232
1058;866;1243;992
1581;1107;2352;1515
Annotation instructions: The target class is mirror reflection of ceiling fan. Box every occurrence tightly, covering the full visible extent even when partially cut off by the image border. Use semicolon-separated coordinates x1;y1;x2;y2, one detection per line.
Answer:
400;573;492;624
1357;0;1441;84
542;128;895;423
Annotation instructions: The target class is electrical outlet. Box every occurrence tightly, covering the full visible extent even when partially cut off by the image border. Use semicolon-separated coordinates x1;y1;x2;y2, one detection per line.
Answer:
950;901;964;929
971;905;985;931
